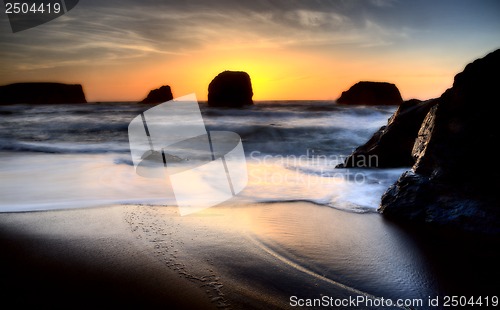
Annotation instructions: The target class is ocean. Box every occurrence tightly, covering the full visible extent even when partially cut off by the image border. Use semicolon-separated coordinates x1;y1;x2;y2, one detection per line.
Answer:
0;101;406;212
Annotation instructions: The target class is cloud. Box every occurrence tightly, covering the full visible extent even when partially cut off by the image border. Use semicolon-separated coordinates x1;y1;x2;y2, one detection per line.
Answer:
0;0;407;64
368;0;398;8
1;0;499;78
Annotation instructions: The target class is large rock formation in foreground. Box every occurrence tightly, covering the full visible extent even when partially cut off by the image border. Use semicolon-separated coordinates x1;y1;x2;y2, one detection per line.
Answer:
208;71;253;108
337;98;438;168
0;82;86;104
379;49;500;235
337;81;403;105
140;85;173;104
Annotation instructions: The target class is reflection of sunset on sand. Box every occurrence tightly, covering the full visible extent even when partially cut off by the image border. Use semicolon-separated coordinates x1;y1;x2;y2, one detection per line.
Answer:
2;201;496;308
0;203;430;308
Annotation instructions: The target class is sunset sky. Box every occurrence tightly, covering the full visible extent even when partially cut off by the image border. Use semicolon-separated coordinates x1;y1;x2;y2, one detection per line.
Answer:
1;0;499;102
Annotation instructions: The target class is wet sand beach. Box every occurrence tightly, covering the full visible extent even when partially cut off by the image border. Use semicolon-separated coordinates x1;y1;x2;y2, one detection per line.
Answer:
2;202;498;309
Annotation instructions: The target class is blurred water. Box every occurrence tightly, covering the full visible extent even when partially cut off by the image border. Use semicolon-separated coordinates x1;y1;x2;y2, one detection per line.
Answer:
0;101;402;212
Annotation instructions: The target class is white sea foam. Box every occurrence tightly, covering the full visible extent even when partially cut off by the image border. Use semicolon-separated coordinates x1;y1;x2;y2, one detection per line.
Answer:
0;152;175;212
0;101;401;212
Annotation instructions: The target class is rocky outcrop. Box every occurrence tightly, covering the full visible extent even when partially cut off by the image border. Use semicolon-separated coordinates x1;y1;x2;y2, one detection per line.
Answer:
0;83;86;104
140;85;173;104
337;98;438;168
337;81;403;105
208;71;253;108
379;49;500;235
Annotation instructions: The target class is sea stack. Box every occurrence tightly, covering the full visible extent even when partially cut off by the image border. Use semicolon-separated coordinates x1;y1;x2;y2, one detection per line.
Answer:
0;82;87;104
337;81;403;105
207;71;253;108
379;49;500;235
337;98;438;168
140;85;173;104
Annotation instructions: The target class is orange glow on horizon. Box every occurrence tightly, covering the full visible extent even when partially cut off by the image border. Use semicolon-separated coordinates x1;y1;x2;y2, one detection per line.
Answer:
20;46;458;103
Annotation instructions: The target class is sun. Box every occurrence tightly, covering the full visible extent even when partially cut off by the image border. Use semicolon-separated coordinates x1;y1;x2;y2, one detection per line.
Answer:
166;47;325;101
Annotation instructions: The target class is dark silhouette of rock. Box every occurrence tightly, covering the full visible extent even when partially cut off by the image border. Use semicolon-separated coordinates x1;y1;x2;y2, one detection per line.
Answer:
337;81;403;105
208;71;253;108
379;49;500;235
0;82;86;104
140;85;173;104
337;98;438;168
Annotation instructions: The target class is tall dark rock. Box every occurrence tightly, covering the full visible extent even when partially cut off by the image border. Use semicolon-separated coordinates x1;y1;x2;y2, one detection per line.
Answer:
379;49;500;235
208;71;253;108
337;98;438;168
0;83;86;104
337;81;403;105
140;85;173;104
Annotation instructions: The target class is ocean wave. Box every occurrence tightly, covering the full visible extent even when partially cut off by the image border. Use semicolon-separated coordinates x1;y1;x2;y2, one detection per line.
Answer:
0;139;130;154
0;102;394;159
